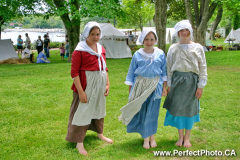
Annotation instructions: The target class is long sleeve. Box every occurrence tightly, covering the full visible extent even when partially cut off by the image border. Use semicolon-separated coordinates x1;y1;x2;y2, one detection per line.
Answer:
166;47;173;87
125;55;137;86
197;47;208;88
71;51;81;79
160;54;167;81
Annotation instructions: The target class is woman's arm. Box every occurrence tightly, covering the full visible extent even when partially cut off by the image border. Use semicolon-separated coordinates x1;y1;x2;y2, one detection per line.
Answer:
104;72;110;96
73;75;87;103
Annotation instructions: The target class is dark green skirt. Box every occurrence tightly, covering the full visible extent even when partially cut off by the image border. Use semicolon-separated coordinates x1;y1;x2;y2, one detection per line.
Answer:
163;71;199;117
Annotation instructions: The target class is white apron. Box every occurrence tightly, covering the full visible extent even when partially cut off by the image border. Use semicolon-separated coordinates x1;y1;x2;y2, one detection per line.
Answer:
119;76;160;125
72;71;107;126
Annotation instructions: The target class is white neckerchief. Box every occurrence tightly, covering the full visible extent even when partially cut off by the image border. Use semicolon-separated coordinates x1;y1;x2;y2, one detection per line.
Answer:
75;41;107;74
138;47;161;67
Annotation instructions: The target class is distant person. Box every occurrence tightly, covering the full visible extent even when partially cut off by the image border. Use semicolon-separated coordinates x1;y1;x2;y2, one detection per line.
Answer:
36;50;50;63
59;43;65;60
65;39;70;60
24;33;31;49
22;45;33;63
17;35;23;57
65;34;68;41
46;32;50;39
128;31;134;42
43;34;50;58
128;31;135;51
36;35;43;54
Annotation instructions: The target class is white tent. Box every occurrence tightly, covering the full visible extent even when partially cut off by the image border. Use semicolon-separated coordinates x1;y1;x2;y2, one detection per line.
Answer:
224;29;240;43
99;23;132;59
0;39;18;61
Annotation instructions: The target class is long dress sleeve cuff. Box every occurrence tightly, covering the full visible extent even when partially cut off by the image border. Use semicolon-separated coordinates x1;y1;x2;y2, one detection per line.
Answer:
198;79;207;88
167;80;171;87
162;76;167;81
125;81;133;86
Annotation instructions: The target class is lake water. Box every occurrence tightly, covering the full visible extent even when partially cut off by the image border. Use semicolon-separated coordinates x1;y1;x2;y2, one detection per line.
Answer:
1;31;66;45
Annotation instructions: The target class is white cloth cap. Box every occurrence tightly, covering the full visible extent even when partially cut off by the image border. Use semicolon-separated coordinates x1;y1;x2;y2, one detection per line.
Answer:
173;20;193;39
81;21;102;41
137;28;158;44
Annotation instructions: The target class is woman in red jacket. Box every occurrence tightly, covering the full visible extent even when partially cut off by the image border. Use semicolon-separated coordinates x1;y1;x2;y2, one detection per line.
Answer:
66;22;113;155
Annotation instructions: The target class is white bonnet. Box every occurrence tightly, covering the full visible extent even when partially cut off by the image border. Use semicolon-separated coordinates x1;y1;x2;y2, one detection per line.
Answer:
172;20;193;38
81;21;102;41
137;28;158;44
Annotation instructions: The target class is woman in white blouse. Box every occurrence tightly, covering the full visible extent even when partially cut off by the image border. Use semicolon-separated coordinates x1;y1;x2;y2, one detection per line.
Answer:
163;20;207;148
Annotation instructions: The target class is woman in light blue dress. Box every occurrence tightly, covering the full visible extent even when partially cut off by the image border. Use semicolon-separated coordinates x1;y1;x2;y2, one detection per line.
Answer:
120;29;167;149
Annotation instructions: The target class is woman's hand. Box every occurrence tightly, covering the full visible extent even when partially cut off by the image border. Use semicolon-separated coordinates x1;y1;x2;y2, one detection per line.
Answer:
195;88;203;99
162;88;167;97
104;84;110;96
79;92;87;103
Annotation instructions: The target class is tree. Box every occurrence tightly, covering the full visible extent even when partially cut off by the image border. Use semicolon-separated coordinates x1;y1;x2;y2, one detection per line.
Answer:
232;13;240;30
0;0;19;38
184;0;220;45
0;0;40;39
210;3;223;40
43;0;121;62
154;0;168;53
117;0;155;31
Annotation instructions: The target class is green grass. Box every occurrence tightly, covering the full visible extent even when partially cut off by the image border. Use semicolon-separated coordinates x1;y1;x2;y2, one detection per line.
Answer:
0;49;240;159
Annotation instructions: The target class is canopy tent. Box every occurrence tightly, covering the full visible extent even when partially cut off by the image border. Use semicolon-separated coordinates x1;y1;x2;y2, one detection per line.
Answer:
99;23;132;59
0;39;18;61
224;29;240;43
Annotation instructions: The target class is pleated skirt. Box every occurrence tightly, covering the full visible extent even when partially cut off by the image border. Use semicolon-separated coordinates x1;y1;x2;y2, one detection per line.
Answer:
127;92;161;138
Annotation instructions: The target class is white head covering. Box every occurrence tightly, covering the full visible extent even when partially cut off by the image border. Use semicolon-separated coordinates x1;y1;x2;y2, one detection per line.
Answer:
172;20;193;39
75;22;106;75
81;21;102;41
137;28;158;44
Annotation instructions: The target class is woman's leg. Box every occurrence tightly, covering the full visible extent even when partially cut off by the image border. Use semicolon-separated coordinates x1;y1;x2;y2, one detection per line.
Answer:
76;143;87;155
97;133;113;143
150;134;157;148
143;137;150;149
176;129;184;147
183;129;191;148
90;118;113;143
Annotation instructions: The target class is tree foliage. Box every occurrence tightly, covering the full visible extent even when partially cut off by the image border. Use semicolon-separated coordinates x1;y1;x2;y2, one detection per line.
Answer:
0;0;41;38
232;13;240;30
117;0;155;31
41;0;121;61
167;0;186;21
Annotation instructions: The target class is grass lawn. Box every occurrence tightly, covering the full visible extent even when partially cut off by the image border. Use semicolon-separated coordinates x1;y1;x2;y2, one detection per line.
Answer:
0;49;240;160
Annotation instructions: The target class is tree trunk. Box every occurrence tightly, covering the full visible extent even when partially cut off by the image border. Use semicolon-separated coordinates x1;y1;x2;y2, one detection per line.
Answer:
154;0;167;54
210;4;223;40
185;0;218;46
0;17;4;40
53;0;80;63
66;25;80;63
0;25;1;40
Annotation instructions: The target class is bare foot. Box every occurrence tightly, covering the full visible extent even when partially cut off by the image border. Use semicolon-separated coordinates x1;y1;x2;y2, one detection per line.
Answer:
143;137;150;149
175;138;184;147
183;138;191;148
150;135;157;148
76;143;88;155
97;134;113;143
